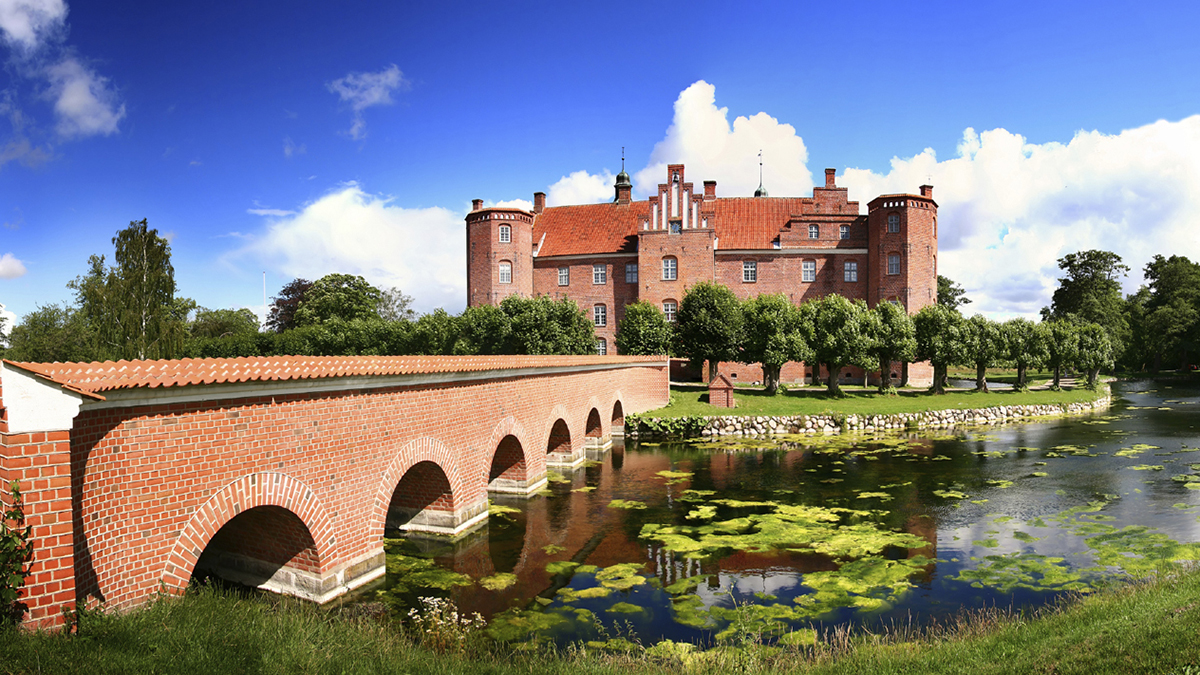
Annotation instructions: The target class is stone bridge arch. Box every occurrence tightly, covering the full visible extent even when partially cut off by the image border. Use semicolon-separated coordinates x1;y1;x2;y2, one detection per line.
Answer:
610;390;626;437
482;416;547;495
544;404;583;468
161;472;337;600
372;436;487;538
584;396;610;449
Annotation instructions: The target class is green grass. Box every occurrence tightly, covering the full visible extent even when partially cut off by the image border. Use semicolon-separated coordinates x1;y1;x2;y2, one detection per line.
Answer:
946;367;1055;386
645;383;1103;419
2;566;1199;674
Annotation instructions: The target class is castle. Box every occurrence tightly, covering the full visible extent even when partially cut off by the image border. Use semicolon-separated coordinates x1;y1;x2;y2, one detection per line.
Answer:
466;163;938;386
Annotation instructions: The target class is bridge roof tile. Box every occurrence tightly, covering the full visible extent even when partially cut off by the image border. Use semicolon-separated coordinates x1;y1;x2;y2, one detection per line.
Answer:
3;355;664;395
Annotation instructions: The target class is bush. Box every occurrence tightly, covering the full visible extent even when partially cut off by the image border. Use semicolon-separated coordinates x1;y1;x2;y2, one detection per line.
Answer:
0;481;32;625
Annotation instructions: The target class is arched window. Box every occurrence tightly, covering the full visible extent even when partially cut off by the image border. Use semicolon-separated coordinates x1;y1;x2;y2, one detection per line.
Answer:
499;225;511;243
498;261;512;284
662;256;678;281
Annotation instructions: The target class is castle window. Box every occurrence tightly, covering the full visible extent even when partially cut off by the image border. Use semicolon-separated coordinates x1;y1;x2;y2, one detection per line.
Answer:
802;260;815;282
625;263;638;283
594;304;607;327
888;254;901;275
844;261;858;282
839;224;849;239
558;267;569;286
499;261;512;284
596;338;607;355
743;261;757;283
499;225;511;243
662;256;677;281
663;300;677;322
593;263;607;285
808;224;819;239
887;214;899;233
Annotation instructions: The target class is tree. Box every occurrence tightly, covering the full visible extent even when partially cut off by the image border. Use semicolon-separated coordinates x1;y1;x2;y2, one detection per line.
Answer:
1046;250;1129;357
405;309;461;355
1001;318;1049;390
378;287;417;322
500;295;595;355
1075;322;1114;389
293;274;383;326
937;275;972;310
5;304;93;363
808;294;872;396
453;304;512;355
1140;255;1200;371
1044;320;1080;390
740;294;810;395
190;307;260;339
862;301;917;394
914;304;964;395
960;315;1005;392
616;301;672;357
674;282;744;382
266;278;312;332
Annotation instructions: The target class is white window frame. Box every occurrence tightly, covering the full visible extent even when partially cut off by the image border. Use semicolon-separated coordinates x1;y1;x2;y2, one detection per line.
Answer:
558;267;569;286
844;261;858;282
663;301;677;323
808;224;819;239
662;257;677;281
592;263;607;285
596;338;607;355
593;304;607;327
498;261;512;284
887;213;900;233
801;260;815;282
743;261;757;283
888;254;901;275
498;225;511;243
839;224;849;240
625;263;638;284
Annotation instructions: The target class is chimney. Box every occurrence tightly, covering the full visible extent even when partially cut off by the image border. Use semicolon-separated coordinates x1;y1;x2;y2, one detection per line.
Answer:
825;168;836;188
471;199;483;211
703;180;716;200
920;185;934;199
533;192;546;214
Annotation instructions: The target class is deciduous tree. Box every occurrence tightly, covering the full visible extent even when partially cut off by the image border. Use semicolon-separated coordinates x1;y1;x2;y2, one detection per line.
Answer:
4;304;92;363
863;301;917;394
1001;318;1048;390
1075;322;1114;389
616;301;672;357
266;278;312;332
740;294;810;395
914;304;964;395
675;282;744;382
937;275;972;310
808;294;871;397
960;315;1005;392
1044;320;1080;390
189;307;260;339
293;274;383;326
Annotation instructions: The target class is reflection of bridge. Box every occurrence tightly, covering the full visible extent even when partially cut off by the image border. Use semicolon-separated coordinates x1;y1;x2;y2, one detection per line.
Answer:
0;355;668;628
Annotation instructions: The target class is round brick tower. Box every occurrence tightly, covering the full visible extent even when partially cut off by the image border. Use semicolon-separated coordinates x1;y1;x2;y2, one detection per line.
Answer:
866;185;938;313
466;197;537;306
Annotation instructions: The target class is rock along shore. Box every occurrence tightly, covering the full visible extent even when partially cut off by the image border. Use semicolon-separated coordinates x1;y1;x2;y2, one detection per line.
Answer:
627;392;1112;441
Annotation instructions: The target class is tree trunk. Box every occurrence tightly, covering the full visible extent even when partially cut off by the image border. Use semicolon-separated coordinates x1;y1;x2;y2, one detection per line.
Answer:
975;363;988;393
878;356;893;393
931;364;947;395
1087;367;1100;388
763;364;781;396
1016;364;1027;390
900;361;909;387
826;363;842;396
1152;352;1161;374
1053;365;1062;389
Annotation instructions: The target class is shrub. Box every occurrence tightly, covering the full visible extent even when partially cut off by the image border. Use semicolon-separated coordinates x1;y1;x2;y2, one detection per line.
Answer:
1;481;33;625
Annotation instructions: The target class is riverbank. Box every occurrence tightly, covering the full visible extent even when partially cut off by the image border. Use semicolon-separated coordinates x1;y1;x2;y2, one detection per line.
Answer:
2;564;1198;674
628;385;1110;439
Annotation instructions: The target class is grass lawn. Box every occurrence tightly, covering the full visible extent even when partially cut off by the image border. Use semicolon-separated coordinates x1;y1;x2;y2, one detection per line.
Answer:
946;366;1055;386
645;383;1103;419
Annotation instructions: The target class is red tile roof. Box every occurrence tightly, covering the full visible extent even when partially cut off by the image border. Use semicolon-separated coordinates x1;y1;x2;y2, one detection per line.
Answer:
3;355;664;396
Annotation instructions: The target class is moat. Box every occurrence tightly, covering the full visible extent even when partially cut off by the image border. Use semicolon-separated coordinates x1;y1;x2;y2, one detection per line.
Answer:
364;380;1200;646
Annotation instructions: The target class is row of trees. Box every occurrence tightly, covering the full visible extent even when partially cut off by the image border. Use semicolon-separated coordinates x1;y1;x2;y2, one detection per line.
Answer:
615;281;1114;396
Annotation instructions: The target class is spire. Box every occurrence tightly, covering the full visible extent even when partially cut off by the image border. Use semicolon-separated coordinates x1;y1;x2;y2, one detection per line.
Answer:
754;150;768;198
614;146;633;203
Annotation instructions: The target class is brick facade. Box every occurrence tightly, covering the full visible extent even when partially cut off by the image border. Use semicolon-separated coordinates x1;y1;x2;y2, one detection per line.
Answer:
0;355;668;628
468;164;938;386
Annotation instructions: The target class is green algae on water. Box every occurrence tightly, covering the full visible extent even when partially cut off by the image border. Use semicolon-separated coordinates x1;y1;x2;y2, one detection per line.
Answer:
607;602;645;614
479;572;518;591
608;499;648;509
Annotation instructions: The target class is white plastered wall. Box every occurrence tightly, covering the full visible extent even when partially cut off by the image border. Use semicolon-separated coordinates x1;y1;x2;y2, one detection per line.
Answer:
0;363;85;434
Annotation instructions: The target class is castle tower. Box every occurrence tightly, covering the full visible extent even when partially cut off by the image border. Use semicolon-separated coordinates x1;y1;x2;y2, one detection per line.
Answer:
636;164;715;322
866;185;938;312
466;198;536;306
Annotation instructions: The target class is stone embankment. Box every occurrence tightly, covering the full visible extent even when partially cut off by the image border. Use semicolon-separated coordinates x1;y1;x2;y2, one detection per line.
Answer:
627;394;1111;440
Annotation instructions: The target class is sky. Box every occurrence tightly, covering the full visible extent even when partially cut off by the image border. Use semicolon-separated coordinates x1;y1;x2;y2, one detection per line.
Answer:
3;0;1200;335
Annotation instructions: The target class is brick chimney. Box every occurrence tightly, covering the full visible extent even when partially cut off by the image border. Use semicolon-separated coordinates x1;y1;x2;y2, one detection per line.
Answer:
920;185;934;198
703;180;717;200
471;199;483;211
533;192;546;214
825;168;837;188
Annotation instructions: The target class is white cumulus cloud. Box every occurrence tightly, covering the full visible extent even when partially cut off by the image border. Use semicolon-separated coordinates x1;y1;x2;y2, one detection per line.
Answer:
546;170;616;207
0;0;65;52
230;183;465;313
327;64;408;140
0;252;27;278
839;117;1200;318
45;55;125;137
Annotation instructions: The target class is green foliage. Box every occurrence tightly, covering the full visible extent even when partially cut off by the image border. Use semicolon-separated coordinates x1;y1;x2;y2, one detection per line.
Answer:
625;412;707;438
960;315;1005;392
4;304;93;363
862;301;916;394
293;274;384;326
377;287;417;322
675;282;743;380
406;309;462;355
454;304;512;355
914;303;964;394
616;301;672;356
1002;318;1049;390
740;294;810;395
1;481;32;625
265;278;312;332
189;307;259;339
1075;322;1114;388
937;275;972;310
499;295;595;355
809;294;871;396
1046;249;1129;358
1045;320;1080;389
1136;254;1200;372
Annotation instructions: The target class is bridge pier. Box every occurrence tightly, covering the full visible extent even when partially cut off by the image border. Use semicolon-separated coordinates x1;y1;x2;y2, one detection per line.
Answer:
392;497;489;539
197;547;386;603
487;472;548;496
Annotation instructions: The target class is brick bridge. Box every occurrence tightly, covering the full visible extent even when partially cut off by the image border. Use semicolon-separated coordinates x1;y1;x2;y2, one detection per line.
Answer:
0;354;668;628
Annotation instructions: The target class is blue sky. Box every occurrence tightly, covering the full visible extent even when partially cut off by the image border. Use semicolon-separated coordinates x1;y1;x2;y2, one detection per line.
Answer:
4;0;1200;332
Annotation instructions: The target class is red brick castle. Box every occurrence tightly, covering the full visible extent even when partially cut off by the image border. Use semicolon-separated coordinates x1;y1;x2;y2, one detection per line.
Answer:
466;163;938;386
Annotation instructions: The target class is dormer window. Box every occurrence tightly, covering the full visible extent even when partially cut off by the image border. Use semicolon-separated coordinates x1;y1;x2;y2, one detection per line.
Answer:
499;225;511;243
